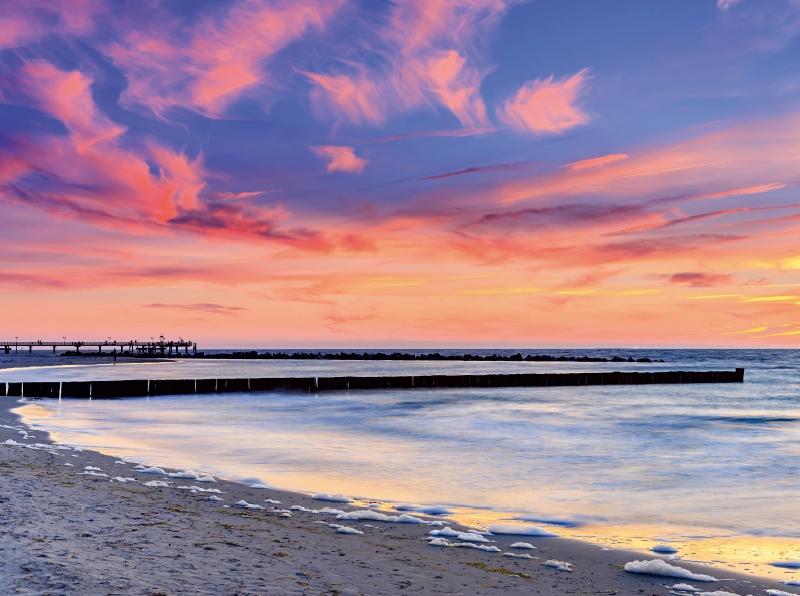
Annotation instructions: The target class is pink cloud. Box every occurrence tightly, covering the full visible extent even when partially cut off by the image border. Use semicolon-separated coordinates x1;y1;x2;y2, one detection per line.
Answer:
498;69;591;134
305;71;386;125
306;0;513;127
566;153;629;171
310;146;368;173
0;0;104;51
108;0;345;117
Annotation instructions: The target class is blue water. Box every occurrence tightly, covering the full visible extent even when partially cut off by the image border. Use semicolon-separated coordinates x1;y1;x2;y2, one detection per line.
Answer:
5;349;800;567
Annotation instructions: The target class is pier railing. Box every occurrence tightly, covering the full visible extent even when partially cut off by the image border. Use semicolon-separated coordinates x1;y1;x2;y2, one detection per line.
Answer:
2;369;745;398
0;340;195;355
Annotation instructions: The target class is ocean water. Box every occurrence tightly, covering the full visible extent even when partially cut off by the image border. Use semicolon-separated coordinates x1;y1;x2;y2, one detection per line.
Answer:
5;349;800;577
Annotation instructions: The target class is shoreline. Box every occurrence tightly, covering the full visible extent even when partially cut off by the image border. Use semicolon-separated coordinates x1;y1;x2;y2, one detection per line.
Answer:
2;396;796;595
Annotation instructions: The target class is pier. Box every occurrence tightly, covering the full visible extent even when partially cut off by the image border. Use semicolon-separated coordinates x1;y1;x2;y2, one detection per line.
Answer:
0;339;195;356
3;368;744;398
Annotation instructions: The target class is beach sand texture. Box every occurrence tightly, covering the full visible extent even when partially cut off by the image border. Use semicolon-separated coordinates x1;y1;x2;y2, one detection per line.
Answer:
1;396;795;596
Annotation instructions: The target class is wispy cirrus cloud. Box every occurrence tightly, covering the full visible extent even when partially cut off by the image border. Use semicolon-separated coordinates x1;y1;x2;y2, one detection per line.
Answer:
0;0;104;51
143;303;245;315
306;0;516;128
498;69;591;134
565;153;629;171
107;0;345;118
421;161;538;181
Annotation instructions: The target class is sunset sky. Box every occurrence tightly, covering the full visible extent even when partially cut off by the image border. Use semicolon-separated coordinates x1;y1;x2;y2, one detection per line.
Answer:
1;0;800;347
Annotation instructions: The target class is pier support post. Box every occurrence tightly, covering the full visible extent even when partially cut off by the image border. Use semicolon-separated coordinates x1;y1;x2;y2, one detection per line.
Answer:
29;346;32;353
53;346;56;353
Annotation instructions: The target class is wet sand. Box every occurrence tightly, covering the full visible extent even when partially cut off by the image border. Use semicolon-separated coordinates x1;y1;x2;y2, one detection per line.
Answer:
0;396;795;596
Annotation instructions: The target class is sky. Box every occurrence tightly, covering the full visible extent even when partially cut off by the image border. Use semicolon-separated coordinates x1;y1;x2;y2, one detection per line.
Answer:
1;0;800;348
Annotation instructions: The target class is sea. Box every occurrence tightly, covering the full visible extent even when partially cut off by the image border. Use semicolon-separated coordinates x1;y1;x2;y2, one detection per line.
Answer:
3;348;799;581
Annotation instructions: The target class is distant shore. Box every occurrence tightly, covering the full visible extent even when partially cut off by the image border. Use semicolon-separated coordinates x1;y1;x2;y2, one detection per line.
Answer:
1;395;791;595
56;350;661;362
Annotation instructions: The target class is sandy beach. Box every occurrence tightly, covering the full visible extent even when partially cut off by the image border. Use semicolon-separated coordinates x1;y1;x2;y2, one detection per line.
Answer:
2;396;795;596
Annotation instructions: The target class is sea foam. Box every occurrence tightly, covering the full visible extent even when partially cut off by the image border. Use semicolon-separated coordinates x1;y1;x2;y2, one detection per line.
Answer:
488;524;559;537
623;560;716;581
168;471;199;479
770;561;800;568
312;493;351;503
652;544;679;553
545;560;573;571
337;510;444;525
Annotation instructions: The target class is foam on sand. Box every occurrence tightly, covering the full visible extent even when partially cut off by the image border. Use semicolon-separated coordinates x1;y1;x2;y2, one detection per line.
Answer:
336;526;364;535
316;507;345;515
138;467;166;475
623;560;716;581
234;500;264;509
195;475;216;482
84;466;102;471
207;495;224;501
780;580;800;586
337;510;444;525
503;552;535;559
426;538;501;552
652;544;679;553
167;471;199;479
671;583;700;592
510;542;537;549
767;590;798;596
770;561;800;569
250;484;269;489
488;524;559;537
454;532;492;543
143;480;170;487
312;493;351;503
457;543;501;552
545;560;573;571
264;498;281;504
112;477;137;483
80;471;108;477
428;538;451;547
429;527;461;537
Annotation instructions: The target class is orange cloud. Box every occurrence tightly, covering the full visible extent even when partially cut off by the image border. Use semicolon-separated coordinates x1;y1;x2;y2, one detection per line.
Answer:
498;69;591;134
309;146;368;173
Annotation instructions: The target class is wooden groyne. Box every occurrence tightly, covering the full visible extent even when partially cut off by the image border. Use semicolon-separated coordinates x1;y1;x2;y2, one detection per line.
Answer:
3;369;745;398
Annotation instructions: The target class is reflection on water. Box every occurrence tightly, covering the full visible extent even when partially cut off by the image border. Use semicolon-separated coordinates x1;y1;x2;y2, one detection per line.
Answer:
10;349;800;580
